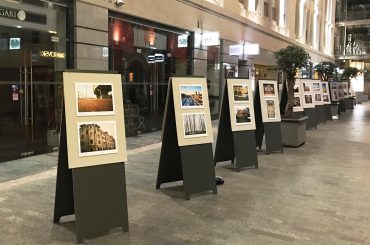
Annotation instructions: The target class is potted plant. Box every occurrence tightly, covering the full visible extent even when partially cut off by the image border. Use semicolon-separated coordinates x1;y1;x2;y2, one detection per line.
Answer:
314;61;337;120
341;67;361;105
274;45;310;147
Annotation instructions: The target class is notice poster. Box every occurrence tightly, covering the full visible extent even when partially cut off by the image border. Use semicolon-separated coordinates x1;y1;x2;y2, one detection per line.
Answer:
227;79;256;131
172;77;213;147
63;72;128;169
258;80;281;122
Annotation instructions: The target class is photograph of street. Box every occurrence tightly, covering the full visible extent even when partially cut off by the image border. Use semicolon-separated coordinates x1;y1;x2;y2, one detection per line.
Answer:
78;121;118;157
233;84;249;102
180;85;204;108
75;83;114;116
263;83;275;96
234;106;251;124
182;113;207;138
266;99;276;119
322;83;328;93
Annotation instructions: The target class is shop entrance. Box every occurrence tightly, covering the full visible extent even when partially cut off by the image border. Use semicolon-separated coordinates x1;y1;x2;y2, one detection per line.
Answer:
0;26;64;162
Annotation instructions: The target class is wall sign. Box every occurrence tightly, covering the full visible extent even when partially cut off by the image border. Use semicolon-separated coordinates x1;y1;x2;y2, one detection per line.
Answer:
40;51;66;59
201;32;220;47
9;38;20;50
178;34;188;48
0;7;26;21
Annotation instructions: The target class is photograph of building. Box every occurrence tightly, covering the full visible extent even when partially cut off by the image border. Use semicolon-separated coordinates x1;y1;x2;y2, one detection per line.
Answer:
79;122;117;156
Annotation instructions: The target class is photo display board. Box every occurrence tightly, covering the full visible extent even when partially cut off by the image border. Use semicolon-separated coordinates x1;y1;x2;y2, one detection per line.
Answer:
258;80;281;122
227;79;256;131
337;82;345;99
172;77;213;147
343;82;349;98
293;80;304;112
63;72;128;169
329;82;339;102
300;79;315;108
321;81;331;104
312;80;323;106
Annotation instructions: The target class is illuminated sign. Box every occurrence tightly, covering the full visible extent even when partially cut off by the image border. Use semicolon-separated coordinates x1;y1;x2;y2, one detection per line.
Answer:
202;32;220;46
9;38;20;50
0;7;26;21
229;43;260;56
40;51;66;59
178;34;188;48
148;53;165;63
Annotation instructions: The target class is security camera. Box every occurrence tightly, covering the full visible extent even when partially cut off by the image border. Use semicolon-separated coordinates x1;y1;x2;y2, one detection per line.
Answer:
115;0;125;6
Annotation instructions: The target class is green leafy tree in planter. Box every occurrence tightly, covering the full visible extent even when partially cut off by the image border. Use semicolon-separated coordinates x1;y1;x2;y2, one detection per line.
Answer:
341;67;359;80
314;61;337;81
274;45;310;118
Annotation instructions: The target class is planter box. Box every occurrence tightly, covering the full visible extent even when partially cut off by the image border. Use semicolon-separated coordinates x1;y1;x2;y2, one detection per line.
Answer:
281;116;308;147
344;97;355;110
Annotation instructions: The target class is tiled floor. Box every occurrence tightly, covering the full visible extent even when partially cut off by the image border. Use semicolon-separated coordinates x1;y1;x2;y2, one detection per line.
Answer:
0;104;370;244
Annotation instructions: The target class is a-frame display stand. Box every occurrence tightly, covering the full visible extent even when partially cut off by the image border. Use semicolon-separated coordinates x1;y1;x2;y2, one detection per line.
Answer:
254;81;283;155
156;78;217;200
214;80;258;171
54;72;128;244
54;108;129;244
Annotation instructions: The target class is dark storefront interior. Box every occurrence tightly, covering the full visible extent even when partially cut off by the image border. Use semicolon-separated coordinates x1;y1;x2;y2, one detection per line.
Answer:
108;15;191;135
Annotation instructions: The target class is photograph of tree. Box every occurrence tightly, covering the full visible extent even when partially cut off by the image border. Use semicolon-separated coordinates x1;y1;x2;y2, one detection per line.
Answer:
303;83;311;92
233;84;249;102
78;121;118;157
234;106;251;124
75;83;114;116
266;99;276;119
305;95;313;104
182;113;207;138
263;83;275;96
293;97;301;107
315;94;322;101
180;85;204;108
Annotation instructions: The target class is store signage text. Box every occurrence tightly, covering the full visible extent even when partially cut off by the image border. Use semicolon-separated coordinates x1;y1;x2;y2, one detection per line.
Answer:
229;43;260;56
178;34;188;48
40;51;66;59
202;32;220;47
148;53;164;63
0;7;26;21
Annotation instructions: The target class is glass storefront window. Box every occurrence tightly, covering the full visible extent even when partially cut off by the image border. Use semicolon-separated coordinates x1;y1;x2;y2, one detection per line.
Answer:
0;1;68;162
108;17;191;135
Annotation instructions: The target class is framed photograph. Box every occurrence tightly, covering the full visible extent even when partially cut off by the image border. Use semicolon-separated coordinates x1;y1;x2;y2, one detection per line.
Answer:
293;96;301;107
331;83;337;89
305;95;313;104
263;83;275;96
313;82;320;92
78;121;118;157
234;105;252;125
180;85;204;109
323;95;330;102
315;94;322;102
233;84;249;102
182;112;207;138
322;83;328;93
334;91;338;100
294;83;300;93
266;99;276;119
75;83;115;116
338;83;343;89
303;83;311;92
